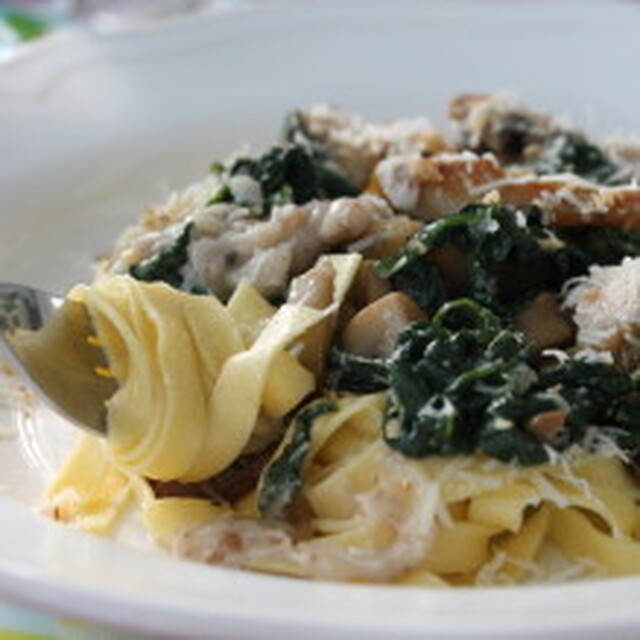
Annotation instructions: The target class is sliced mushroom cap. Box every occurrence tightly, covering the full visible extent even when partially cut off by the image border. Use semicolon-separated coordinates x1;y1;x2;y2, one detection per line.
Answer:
515;292;575;352
526;409;568;445
350;260;392;309
342;291;426;359
430;245;467;297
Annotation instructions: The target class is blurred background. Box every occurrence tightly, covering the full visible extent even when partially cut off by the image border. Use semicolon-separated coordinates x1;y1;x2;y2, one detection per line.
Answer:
0;0;250;61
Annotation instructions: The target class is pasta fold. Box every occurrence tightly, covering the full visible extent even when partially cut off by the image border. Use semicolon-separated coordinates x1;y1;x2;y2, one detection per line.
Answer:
44;434;132;534
67;254;361;482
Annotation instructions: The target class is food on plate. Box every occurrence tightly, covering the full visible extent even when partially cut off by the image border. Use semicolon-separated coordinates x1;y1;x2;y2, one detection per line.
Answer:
44;93;640;586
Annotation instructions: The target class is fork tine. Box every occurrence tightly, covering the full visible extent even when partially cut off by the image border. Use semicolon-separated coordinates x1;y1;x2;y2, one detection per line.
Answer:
0;283;115;435
0;282;59;332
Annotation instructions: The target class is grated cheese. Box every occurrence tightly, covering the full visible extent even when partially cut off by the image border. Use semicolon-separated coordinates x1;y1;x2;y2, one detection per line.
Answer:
564;257;640;353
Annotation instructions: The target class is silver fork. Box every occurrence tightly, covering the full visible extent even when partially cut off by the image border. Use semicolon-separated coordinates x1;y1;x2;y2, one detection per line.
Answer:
0;282;116;435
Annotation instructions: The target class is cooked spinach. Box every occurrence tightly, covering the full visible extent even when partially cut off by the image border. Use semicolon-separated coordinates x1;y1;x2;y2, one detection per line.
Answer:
209;109;363;216
382;299;550;464
481;392;568;465
535;360;638;437
386;260;447;318
464;107;627;185
258;400;338;519
377;204;569;316
327;350;389;393
208;139;357;217
206;183;233;206
228;144;319;214
557;225;640;273
378;203;640;320
282;111;359;198
328;298;640;466
128;222;208;294
463;108;551;165
129;223;193;289
531;132;625;185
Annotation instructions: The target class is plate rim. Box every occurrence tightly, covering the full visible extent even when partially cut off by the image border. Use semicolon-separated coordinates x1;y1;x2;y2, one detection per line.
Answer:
3;1;640;637
3;501;640;639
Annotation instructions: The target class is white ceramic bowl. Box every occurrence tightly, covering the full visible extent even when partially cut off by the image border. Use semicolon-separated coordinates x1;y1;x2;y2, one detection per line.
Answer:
2;2;640;637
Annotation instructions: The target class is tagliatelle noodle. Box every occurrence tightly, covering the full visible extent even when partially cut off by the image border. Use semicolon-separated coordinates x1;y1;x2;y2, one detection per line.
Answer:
549;508;640;576
238;397;640;583
71;277;243;480
69;254;361;482
44;434;132;534
182;253;362;480
47;276;640;582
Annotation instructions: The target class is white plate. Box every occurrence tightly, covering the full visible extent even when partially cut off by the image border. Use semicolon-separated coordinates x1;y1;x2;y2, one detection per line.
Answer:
3;1;640;637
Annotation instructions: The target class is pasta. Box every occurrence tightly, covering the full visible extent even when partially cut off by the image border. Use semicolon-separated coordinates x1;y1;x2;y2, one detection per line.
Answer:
44;93;640;587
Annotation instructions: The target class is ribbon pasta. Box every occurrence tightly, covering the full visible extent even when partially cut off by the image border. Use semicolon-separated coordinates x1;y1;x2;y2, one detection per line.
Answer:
50;253;361;486
146;392;640;586
45;255;640;585
296;402;640;584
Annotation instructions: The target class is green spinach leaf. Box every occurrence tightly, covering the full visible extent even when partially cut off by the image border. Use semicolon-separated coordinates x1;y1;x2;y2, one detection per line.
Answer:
382;299;547;463
326;350;389;393
557;226;640;273
282;111;359;199
378;203;640;320
258;400;338;519
377;204;568;316
328;297;640;466
531;132;626;185
129;223;193;289
129;222;208;294
208;140;357;218
229;145;319;214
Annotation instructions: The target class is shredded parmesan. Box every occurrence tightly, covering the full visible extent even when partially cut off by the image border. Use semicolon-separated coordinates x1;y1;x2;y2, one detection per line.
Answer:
564;257;640;358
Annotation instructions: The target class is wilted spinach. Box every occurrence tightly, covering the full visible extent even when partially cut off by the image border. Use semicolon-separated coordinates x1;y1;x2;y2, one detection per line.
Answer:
130;223;190;288
377;204;570;316
209;137;358;217
226;144;319;214
326;350;389;393
258;400;338;519
381;299;551;464
464;109;550;164
378;203;640;319
328;299;640;466
535;360;639;436
128;222;208;294
282;111;359;198
557;225;640;273
530;132;626;185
